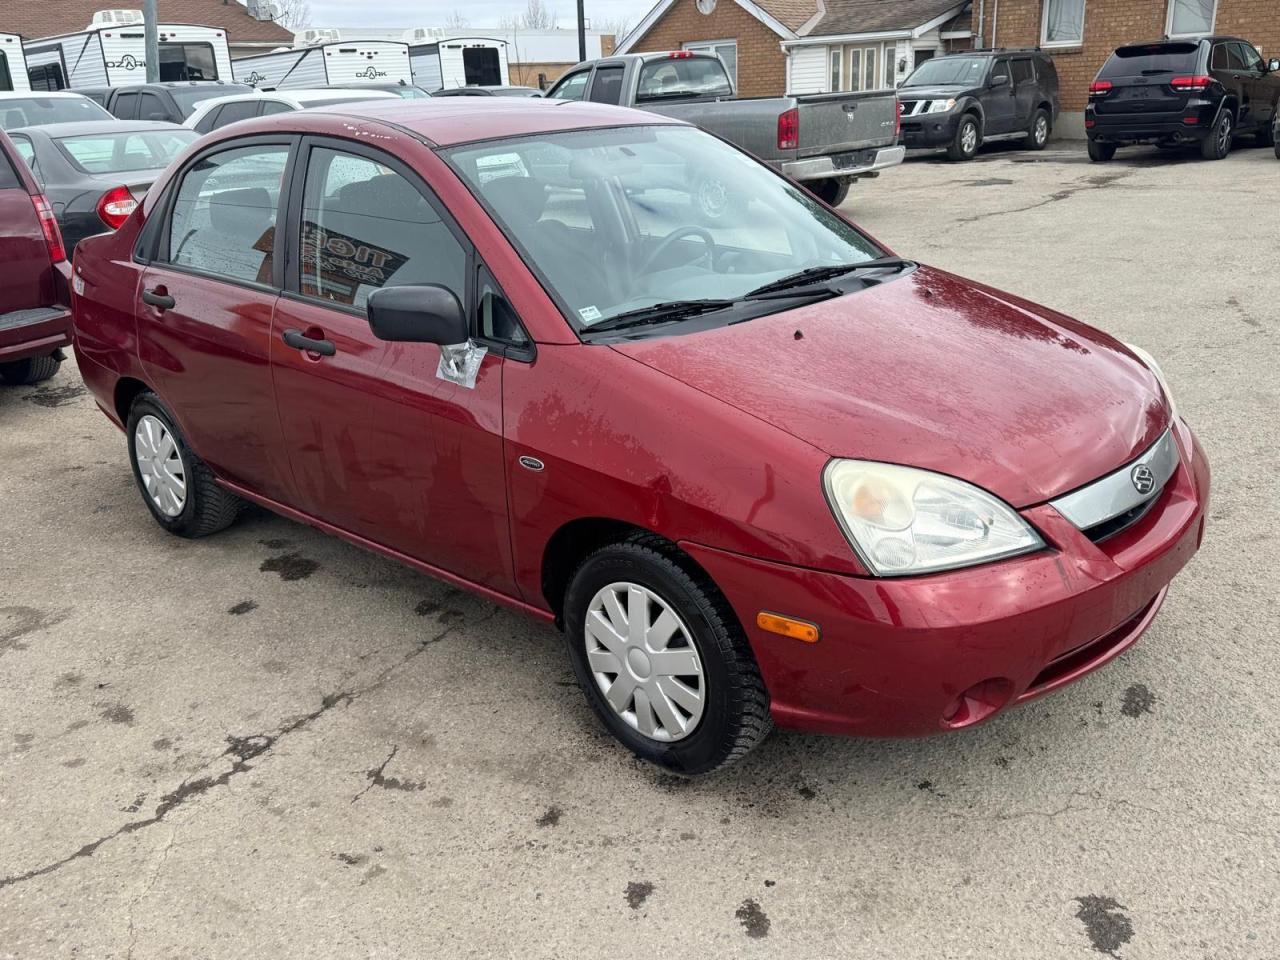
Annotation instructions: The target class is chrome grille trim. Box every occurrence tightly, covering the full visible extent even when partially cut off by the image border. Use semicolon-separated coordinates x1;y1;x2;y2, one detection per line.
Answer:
1049;429;1178;531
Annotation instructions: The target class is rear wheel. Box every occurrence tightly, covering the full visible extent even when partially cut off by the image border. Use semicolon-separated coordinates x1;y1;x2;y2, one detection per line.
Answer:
126;393;243;538
0;353;61;385
1201;110;1233;160
563;535;772;775
1027;108;1050;150
1088;139;1117;162
947;115;980;161
807;177;850;207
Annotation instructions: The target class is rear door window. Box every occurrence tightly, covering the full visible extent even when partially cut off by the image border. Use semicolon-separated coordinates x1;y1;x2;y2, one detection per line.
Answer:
259;100;292;116
165;143;289;285
1101;42;1201;78
588;65;625;104
1011;58;1034;85
297;146;466;310
140;91;169;121
213;99;260;129
112;91;140;119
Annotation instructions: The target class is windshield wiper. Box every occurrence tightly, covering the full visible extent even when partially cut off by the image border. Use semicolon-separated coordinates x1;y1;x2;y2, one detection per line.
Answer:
743;256;913;299
584;298;738;334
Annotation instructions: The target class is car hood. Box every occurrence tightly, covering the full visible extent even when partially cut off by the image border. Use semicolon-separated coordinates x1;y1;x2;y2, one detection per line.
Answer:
610;266;1169;508
897;84;975;100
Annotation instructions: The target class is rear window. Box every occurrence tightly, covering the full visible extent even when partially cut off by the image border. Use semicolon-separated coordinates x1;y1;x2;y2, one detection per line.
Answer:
637;57;732;101
1100;42;1201;77
0;96;113;130
56;129;197;174
170;84;253;116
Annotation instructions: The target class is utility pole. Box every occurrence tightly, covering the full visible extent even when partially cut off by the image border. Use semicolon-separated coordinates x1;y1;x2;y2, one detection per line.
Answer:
142;0;160;82
576;0;586;62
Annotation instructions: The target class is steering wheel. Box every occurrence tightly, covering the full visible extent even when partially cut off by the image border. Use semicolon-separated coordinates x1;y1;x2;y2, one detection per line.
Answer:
638;226;718;276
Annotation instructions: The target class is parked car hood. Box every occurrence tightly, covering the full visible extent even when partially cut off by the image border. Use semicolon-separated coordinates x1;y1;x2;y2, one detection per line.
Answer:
610;266;1169;508
897;84;976;100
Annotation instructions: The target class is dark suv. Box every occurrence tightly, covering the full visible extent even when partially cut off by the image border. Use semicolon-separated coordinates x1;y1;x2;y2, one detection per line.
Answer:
898;50;1059;161
1086;37;1280;161
105;81;251;124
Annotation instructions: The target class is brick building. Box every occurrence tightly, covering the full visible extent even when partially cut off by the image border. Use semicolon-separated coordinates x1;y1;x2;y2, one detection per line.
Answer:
977;0;1280;136
618;0;974;98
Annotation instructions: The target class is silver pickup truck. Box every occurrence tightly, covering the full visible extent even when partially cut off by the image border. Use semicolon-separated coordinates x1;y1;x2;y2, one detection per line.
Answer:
545;51;903;213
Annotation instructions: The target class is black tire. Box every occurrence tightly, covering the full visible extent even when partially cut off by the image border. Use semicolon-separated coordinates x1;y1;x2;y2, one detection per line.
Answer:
0;353;61;385
1087;139;1117;162
807;177;849;207
1201;109;1233;160
126;392;243;538
1027;108;1050;150
563;534;772;775
946;114;981;161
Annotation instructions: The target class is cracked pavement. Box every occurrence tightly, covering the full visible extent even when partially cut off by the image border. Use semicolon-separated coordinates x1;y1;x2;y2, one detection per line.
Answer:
2;141;1278;958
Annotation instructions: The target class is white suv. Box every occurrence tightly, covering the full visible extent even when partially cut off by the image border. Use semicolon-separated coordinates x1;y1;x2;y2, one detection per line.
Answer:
184;88;397;135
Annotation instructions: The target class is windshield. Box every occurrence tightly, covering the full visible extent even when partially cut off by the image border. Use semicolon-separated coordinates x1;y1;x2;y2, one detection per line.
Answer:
0;96;112;129
170;84;252;116
637;57;732;100
902;57;990;87
56;129;198;174
445;125;884;331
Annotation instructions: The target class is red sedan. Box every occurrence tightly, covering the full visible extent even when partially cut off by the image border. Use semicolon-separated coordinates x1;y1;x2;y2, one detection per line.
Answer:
70;99;1209;774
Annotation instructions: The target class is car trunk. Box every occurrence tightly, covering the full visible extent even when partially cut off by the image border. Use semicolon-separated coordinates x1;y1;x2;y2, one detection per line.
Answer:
1093;42;1202;121
795;91;898;158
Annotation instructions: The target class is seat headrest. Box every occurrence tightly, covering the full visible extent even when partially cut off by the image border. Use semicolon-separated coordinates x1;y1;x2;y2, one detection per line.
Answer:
481;175;548;229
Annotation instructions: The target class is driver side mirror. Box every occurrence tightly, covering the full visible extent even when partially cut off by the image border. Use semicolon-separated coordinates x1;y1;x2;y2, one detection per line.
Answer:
1269;58;1280;73
367;284;468;344
990;74;1009;88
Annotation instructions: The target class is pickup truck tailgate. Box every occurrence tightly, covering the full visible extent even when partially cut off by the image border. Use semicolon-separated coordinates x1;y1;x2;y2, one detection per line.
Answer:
797;92;898;157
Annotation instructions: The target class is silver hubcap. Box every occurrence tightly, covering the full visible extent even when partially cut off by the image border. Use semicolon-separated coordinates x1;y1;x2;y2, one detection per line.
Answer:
961;123;978;154
134;414;186;517
1035;116;1048;143
584;582;706;743
1218;117;1231;151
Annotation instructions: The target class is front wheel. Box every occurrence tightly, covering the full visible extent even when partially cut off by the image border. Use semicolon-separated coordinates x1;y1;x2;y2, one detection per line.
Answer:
1088;139;1117;162
1027;108;1050;150
0;353;60;385
126;393;243;538
563;535;772;775
1201;110;1233;160
946;115;980;161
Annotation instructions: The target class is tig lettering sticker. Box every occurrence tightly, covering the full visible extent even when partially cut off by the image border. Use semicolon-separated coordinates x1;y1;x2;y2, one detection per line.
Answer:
579;305;602;322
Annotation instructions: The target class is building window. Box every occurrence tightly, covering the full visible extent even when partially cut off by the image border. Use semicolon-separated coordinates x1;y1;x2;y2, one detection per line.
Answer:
682;40;737;89
1166;0;1216;37
1041;0;1085;47
831;42;894;92
830;48;842;90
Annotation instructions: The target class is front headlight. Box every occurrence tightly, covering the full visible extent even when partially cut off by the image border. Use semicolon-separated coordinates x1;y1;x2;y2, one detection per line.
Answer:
1124;343;1177;419
926;98;957;113
823;460;1043;576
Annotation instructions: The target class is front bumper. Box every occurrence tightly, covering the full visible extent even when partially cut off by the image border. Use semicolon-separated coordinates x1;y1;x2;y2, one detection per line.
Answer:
901;112;962;148
683;418;1209;738
780;145;905;182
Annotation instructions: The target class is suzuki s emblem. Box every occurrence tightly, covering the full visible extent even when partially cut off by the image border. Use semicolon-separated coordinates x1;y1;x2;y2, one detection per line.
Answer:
1131;464;1156;495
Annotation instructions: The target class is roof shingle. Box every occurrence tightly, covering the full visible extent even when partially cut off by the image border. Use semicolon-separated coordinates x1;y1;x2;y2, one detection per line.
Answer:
805;0;968;38
6;0;293;43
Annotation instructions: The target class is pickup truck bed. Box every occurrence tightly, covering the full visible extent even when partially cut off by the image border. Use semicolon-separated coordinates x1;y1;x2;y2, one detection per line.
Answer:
547;52;902;207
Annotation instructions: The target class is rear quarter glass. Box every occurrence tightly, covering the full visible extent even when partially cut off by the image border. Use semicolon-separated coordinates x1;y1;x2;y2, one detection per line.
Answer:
1100;42;1201;78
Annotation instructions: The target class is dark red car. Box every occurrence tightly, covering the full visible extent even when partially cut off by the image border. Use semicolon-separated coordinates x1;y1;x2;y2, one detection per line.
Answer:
0;128;71;385
70;100;1209;774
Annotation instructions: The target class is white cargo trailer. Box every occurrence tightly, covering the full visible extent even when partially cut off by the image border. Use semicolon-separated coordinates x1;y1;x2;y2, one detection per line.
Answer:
23;13;233;90
408;36;509;91
233;41;412;89
0;33;32;92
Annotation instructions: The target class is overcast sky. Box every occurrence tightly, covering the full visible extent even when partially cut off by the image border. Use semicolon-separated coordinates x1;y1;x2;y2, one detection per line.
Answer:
307;0;655;31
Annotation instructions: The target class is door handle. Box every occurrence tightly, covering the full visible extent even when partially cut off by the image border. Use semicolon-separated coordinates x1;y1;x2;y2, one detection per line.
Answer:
142;288;175;310
282;328;336;357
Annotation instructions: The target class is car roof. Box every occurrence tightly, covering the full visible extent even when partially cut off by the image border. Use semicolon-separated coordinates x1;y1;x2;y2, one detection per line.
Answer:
0;91;99;101
11;120;191;138
253;96;677;146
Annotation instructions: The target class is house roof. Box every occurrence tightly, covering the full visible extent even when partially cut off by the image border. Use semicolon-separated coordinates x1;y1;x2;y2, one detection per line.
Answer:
618;0;819;52
7;0;294;43
802;0;969;38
